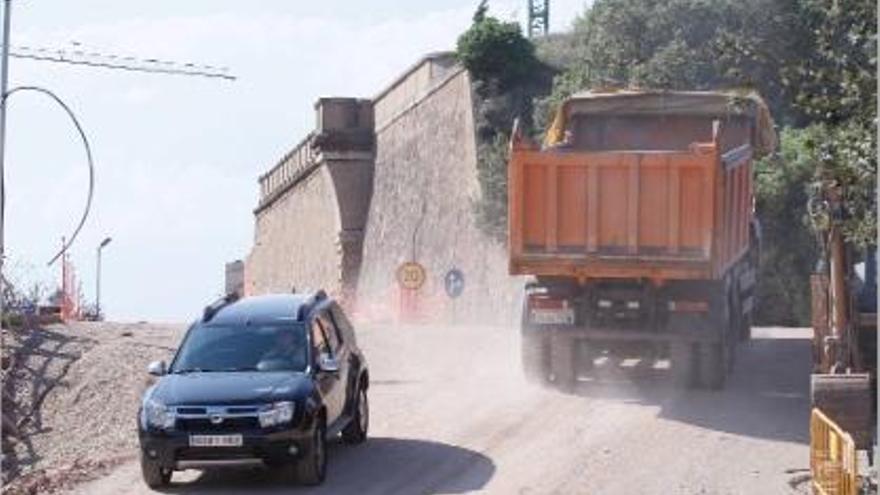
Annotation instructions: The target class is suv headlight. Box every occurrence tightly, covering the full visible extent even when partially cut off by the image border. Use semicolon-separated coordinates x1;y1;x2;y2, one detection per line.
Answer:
259;401;295;428
144;399;176;430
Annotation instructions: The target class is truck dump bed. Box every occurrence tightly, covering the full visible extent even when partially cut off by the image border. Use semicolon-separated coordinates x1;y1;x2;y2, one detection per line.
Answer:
508;91;776;282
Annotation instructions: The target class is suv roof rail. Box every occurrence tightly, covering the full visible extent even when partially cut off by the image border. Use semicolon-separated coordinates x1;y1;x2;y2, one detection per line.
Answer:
203;292;240;322
297;289;328;320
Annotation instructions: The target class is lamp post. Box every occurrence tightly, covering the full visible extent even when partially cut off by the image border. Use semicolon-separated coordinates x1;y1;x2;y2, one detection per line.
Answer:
0;0;14;329
95;237;111;320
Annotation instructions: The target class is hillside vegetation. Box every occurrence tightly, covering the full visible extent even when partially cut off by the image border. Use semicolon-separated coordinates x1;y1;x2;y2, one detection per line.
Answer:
457;0;876;325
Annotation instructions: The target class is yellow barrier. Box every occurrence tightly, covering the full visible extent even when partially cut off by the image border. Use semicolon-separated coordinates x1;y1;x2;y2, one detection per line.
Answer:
810;408;859;495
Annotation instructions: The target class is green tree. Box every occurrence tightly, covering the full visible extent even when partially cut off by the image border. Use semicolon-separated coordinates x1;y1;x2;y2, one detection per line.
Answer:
473;133;510;241
754;128;822;325
456;3;538;90
457;3;547;242
537;0;812;131
789;0;876;125
808;122;877;248
787;0;877;248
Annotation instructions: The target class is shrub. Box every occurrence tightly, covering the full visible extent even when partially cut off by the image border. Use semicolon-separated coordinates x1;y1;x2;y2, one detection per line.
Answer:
754;127;821;325
456;2;538;91
458;3;547;243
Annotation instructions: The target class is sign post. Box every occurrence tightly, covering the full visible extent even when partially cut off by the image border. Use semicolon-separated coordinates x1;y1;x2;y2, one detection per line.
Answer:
444;268;465;324
396;261;426;322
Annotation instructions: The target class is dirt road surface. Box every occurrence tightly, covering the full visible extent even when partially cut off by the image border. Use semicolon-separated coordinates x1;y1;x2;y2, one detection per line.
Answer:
67;324;812;495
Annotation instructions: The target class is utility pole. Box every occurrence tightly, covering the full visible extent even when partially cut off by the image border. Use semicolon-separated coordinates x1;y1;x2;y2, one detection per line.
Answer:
0;0;12;328
95;236;111;320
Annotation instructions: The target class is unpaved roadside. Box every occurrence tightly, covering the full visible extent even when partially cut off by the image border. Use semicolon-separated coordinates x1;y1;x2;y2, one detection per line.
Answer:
62;325;813;494
1;322;186;494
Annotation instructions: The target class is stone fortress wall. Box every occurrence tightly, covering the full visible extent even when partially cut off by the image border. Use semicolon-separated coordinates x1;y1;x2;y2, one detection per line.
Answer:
240;52;521;325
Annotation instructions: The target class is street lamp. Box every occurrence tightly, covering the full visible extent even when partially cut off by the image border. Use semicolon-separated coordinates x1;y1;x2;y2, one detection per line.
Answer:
96;236;111;320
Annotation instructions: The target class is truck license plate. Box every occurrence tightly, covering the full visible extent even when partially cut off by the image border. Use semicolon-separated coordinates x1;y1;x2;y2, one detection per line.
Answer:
189;434;243;448
530;308;575;325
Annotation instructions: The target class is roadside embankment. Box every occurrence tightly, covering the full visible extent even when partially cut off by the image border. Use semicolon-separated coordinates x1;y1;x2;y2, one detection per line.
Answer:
1;322;183;494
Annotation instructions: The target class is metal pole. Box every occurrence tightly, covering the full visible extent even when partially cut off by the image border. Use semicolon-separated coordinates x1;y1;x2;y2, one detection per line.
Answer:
875;14;879;466
95;237;110;320
0;0;12;329
95;246;101;319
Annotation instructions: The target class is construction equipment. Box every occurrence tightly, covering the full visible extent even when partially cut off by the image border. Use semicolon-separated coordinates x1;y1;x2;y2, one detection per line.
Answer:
527;0;550;38
508;90;777;389
809;179;876;453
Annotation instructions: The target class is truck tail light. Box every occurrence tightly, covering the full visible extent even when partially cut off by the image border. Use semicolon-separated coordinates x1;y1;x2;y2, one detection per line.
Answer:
527;294;575;325
528;294;568;309
668;300;710;313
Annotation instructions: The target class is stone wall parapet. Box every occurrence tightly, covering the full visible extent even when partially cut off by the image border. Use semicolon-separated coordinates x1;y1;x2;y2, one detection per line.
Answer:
256;132;317;213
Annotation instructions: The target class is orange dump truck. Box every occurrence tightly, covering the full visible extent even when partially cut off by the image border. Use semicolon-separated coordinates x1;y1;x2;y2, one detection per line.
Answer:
509;91;777;389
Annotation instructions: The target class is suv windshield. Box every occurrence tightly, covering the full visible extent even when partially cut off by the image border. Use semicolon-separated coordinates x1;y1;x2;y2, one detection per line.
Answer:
171;323;308;373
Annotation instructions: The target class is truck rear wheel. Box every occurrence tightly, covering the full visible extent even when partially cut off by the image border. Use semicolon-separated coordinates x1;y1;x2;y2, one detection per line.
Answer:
521;329;551;384
739;314;752;342
549;331;577;391
577;340;596;373
670;341;697;388
699;291;732;389
698;342;727;389
726;293;739;371
738;282;753;342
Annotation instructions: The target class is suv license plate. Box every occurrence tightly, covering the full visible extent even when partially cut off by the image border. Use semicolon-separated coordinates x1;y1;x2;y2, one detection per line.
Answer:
530;308;575;325
189;434;243;448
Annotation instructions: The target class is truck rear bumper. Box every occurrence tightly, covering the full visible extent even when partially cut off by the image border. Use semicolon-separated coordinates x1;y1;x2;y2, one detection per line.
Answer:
510;256;713;281
535;319;718;343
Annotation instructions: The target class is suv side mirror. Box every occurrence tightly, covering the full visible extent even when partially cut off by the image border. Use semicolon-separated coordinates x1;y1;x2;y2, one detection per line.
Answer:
317;353;339;373
147;360;167;376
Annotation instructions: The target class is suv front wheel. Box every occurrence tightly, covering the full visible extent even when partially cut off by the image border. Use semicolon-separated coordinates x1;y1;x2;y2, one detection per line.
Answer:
342;385;369;444
295;417;327;485
140;456;172;488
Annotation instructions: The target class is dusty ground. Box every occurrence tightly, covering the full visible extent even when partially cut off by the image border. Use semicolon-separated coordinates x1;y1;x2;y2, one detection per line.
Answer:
19;322;822;495
1;322;186;494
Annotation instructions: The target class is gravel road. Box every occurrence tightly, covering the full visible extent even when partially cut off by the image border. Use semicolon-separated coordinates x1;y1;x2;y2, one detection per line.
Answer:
58;323;813;495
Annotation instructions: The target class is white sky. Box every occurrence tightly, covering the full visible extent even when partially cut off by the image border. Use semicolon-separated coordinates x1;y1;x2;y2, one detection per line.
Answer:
4;0;588;322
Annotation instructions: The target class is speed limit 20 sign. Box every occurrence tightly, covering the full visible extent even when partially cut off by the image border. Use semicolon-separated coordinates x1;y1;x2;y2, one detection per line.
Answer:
396;261;426;290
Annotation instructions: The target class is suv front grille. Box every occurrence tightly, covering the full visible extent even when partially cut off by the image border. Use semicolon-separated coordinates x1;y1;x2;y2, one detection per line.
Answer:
171;405;264;432
177;417;260;432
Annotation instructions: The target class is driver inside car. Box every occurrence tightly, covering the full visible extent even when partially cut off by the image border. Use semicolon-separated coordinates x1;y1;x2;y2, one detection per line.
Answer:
260;330;307;370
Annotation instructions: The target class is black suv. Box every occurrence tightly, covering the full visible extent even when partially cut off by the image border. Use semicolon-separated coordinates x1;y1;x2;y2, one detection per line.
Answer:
137;291;369;487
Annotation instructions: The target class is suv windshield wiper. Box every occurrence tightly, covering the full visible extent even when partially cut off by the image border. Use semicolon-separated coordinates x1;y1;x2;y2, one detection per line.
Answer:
172;366;261;374
171;368;204;374
171;368;232;374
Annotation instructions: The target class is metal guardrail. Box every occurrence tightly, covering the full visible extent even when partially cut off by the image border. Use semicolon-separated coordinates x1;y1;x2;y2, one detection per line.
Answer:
811;407;859;495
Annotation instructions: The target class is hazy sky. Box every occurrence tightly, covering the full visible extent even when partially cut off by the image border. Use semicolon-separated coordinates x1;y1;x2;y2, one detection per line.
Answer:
5;0;588;322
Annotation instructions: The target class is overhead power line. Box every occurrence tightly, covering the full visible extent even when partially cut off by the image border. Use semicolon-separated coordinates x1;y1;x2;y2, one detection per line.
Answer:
5;44;236;80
